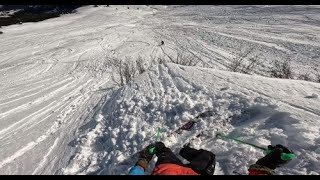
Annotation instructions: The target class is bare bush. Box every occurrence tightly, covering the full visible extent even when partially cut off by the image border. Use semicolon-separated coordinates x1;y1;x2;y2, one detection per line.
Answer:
111;56;151;86
110;57;124;86
229;50;251;72
114;56;137;85
136;55;146;74
169;49;199;66
297;72;311;81
313;67;320;83
269;59;293;79
241;56;260;74
228;49;260;74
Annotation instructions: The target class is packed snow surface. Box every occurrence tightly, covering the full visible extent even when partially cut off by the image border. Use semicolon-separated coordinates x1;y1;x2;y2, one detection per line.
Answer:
0;5;320;175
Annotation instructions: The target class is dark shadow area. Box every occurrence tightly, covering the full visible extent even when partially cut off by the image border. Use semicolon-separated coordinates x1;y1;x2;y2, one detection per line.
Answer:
0;5;83;27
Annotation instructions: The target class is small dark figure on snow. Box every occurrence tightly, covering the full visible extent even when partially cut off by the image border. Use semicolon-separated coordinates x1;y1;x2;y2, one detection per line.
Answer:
129;142;293;175
160;41;164;46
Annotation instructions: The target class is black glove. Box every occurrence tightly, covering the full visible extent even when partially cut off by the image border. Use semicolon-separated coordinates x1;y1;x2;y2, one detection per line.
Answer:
179;146;216;175
154;142;167;155
136;144;156;170
154;142;185;166
139;143;156;162
256;144;294;170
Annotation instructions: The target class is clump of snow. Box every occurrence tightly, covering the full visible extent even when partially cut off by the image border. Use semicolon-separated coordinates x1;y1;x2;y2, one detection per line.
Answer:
305;93;318;99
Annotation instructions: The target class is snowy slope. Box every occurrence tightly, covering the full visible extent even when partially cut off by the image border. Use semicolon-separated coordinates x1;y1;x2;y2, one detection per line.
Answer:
0;5;320;175
0;5;167;175
64;63;320;175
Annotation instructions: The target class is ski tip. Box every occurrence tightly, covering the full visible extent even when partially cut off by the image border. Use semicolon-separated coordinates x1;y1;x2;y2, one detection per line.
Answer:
183;143;191;148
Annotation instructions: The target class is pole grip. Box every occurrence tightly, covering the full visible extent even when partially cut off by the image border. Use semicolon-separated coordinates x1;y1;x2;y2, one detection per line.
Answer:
149;127;161;154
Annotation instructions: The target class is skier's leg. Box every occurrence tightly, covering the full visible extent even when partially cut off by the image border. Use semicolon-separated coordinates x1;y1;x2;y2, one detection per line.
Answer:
155;142;184;166
179;146;200;162
179;146;216;175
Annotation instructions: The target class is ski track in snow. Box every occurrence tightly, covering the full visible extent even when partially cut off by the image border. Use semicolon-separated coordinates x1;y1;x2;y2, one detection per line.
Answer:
0;5;320;175
32;137;60;175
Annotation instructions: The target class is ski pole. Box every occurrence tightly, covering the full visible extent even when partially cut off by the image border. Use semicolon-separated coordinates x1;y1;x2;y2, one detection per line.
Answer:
149;127;161;154
216;133;296;161
216;133;267;150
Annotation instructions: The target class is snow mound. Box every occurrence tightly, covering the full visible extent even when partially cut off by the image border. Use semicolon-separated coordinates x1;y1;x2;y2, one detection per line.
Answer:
305;93;318;99
64;63;320;175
